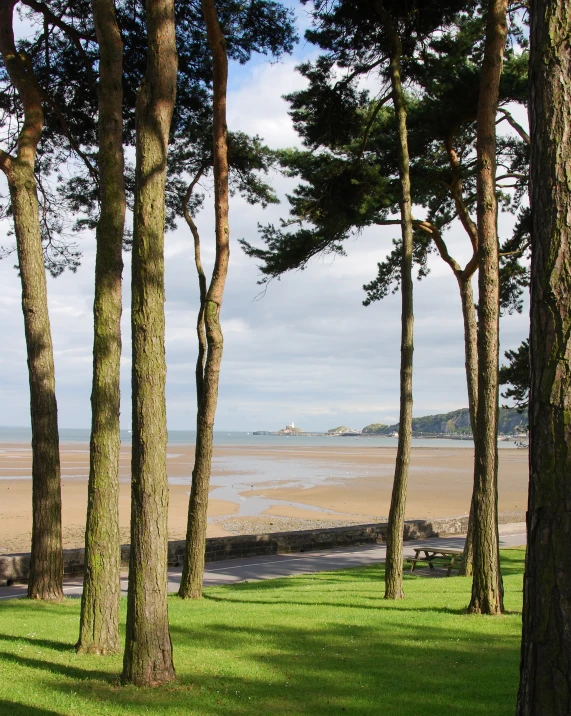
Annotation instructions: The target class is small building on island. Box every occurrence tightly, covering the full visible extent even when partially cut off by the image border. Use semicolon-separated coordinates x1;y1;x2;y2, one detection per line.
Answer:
278;422;303;435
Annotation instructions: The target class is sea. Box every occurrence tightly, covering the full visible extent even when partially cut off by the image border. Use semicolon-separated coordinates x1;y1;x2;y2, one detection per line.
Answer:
0;426;523;519
0;426;522;449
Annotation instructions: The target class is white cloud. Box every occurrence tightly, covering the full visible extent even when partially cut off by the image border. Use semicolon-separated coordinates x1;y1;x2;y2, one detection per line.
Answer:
227;58;309;148
0;14;530;433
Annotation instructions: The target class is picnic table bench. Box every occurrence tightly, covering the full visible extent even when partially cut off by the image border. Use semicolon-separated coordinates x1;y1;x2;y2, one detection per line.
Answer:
406;547;465;577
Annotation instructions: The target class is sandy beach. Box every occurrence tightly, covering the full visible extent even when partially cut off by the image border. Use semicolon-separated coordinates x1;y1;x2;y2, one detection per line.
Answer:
0;442;529;554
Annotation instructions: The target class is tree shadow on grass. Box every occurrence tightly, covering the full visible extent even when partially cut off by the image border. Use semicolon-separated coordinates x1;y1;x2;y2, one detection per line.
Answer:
0;649;112;682
498;549;526;576
0;699;62;715
201;591;470;616
41;618;520;716
0;553;524;715
0;598;81;616
0;632;73;652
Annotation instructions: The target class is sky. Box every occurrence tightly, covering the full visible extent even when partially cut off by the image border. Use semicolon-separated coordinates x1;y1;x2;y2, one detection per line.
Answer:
0;2;529;433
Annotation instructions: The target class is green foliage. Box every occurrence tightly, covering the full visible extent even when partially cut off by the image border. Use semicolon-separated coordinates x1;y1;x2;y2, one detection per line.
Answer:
363;406;528;435
0;0;296;268
499;339;529;412
499;209;531;315
361;422;389;433
243;3;530;315
0;550;524;714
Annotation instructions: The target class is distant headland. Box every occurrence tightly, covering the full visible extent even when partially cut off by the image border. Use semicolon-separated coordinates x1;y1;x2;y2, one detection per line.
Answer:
253;407;528;438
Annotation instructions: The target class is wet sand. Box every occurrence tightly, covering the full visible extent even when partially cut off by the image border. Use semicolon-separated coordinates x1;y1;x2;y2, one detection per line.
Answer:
0;442;529;554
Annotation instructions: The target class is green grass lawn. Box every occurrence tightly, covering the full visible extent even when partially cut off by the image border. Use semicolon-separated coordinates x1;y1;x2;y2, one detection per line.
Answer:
0;550;524;715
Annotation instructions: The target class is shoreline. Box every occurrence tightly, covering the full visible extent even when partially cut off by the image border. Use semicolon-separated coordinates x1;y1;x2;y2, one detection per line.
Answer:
0;441;529;555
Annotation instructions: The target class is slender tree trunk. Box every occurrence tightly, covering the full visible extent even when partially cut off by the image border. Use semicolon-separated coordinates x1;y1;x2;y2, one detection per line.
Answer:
424;170;480;576
375;4;414;601
467;0;508;616
77;0;125;654
178;0;230;600
182;168;208;426
458;275;478;576
442;136;480;577
458;278;479;446
517;0;571;711
122;0;177;686
0;0;63;602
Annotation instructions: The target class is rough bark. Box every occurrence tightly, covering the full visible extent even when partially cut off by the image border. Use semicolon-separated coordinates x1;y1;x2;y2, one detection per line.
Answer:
121;0;177;686
77;0;125;655
516;0;571;711
178;0;230;600
0;0;63;602
375;4;414;601
467;0;507;615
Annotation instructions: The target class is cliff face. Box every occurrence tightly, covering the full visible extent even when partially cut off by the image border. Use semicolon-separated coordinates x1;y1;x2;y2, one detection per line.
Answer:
362;407;528;436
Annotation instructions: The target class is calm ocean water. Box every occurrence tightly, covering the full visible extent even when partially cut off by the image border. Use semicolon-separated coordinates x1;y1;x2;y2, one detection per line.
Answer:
0;425;520;449
0;426;523;517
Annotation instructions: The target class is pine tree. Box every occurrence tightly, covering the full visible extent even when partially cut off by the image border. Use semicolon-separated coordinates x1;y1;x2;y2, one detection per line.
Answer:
121;0;177;686
76;0;125;654
0;0;63;602
466;0;508;616
242;0;471;599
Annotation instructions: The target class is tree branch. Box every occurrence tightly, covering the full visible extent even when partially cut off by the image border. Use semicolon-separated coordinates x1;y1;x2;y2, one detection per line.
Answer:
496;172;527;181
378;217;478;280
20;0;95;41
20;0;96;89
0;0;43;169
182;164;207;396
497;107;530;144
334;57;384;89
37;81;99;184
355;91;392;162
445;132;479;251
0;147;14;175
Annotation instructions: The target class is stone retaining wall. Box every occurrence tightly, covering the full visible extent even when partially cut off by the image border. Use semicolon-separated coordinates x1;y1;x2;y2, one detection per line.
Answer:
0;511;525;587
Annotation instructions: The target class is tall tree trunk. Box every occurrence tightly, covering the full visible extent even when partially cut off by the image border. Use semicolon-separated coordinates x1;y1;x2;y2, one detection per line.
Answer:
458;275;478;576
77;0;125;655
443;135;480;577
121;0;177;686
375;3;414;601
178;0;230;600
517;0;571;711
0;0;63;602
423;140;480;577
467;0;508;616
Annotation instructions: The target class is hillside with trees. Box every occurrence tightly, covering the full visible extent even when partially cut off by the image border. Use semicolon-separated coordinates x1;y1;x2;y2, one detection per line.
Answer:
362;407;527;436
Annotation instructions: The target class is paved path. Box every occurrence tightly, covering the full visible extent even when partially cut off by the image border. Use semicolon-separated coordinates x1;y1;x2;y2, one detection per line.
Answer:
0;523;526;601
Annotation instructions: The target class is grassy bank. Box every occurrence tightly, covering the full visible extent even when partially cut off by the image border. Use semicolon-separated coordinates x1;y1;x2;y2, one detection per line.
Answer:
0;550;524;715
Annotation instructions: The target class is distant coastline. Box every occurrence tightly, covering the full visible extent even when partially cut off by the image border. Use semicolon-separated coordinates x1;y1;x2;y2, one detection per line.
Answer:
253;406;528;441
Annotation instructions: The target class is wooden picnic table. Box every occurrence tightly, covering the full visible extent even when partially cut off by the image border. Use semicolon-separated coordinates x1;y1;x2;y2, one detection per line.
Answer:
407;547;465;577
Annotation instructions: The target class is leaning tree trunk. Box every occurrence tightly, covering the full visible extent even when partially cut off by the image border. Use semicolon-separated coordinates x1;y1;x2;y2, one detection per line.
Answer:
178;0;230;600
121;0;177;687
516;0;571;711
467;0;508;616
0;0;63;602
77;0;125;655
375;5;414;601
